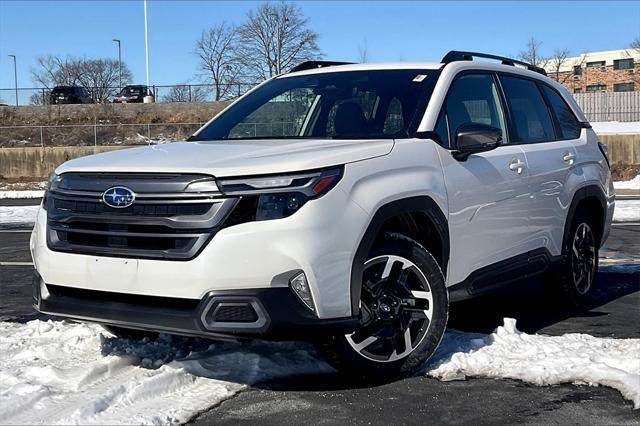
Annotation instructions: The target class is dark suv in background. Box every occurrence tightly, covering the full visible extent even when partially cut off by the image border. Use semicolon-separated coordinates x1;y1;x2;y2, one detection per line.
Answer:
49;86;92;105
112;85;151;103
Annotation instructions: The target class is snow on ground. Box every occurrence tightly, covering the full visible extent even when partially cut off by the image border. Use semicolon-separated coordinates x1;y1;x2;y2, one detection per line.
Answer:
0;205;40;224
0;318;638;425
614;200;640;222
426;318;640;409
614;175;640;191
592;121;640;135
0;320;331;425
0;190;45;200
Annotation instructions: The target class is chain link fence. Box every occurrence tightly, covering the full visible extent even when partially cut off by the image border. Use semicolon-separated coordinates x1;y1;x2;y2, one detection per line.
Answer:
0;123;205;148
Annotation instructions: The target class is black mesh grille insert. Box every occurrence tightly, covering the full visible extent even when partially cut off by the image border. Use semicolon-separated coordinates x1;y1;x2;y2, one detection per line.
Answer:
213;304;259;323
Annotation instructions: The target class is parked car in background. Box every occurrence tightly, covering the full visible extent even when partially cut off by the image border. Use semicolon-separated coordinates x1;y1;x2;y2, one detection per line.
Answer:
112;85;151;103
49;86;92;105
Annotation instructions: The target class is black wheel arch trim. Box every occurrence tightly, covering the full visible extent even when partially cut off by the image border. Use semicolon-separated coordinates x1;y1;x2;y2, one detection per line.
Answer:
350;196;449;315
563;185;607;249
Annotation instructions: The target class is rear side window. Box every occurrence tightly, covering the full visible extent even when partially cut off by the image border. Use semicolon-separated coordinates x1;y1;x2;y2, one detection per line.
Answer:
499;76;555;143
541;85;581;139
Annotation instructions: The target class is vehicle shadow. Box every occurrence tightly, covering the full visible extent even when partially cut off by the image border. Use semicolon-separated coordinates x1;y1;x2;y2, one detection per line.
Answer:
448;268;640;336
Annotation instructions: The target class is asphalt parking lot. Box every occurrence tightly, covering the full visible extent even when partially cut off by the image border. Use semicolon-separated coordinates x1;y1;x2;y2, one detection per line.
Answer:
0;203;638;424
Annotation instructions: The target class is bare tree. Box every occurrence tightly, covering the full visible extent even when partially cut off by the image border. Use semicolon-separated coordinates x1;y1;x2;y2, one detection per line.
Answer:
31;55;132;102
238;2;322;80
548;48;571;82
357;38;369;63
518;37;548;67
162;84;208;103
631;36;640;55
195;23;242;101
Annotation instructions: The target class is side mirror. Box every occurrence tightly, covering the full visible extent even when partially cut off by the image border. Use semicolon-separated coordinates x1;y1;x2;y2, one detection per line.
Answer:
453;123;502;161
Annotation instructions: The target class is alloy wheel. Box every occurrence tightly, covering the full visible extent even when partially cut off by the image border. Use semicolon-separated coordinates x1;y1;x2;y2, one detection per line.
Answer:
346;255;433;363
571;222;597;295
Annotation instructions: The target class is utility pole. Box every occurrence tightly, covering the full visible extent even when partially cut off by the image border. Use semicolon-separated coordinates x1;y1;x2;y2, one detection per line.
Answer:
112;39;122;91
8;54;18;106
143;0;150;89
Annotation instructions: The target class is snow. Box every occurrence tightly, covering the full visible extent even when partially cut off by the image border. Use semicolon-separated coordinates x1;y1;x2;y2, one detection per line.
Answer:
614;175;640;191
0;320;331;425
1;318;638;425
427;318;640;409
614;200;640;222
0;190;45;199
0;205;40;224
592;121;640;135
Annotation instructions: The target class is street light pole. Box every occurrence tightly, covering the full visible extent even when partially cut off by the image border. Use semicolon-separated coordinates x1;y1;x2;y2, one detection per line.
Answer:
112;39;122;91
143;0;150;89
8;54;18;106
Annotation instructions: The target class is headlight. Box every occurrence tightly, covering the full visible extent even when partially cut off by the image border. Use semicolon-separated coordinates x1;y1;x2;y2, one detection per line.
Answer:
220;167;343;223
42;173;61;211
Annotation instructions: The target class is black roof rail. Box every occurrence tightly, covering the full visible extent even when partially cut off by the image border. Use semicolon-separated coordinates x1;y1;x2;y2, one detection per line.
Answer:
289;61;355;73
441;50;547;76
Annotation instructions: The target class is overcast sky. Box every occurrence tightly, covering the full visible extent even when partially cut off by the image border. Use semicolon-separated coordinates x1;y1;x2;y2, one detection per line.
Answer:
0;0;639;91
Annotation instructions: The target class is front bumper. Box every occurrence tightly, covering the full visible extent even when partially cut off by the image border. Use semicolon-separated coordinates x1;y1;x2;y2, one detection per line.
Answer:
32;271;358;341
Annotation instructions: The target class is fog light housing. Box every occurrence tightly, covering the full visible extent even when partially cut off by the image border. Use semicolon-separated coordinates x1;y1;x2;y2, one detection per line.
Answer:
289;272;316;314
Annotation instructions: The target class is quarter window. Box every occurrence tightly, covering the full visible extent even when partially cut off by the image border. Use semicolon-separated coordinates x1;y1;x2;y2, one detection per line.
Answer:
499;76;555;143
441;73;508;147
541;85;582;140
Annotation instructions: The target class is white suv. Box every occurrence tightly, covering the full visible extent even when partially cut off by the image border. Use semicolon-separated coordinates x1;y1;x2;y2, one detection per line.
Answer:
31;51;614;378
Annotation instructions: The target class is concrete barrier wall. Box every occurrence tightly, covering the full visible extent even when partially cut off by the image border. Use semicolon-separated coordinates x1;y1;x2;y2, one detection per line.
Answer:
1;135;639;179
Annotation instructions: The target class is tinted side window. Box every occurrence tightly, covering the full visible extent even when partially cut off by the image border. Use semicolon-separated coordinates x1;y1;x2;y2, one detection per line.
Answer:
499;76;555;143
541;85;581;139
443;73;508;147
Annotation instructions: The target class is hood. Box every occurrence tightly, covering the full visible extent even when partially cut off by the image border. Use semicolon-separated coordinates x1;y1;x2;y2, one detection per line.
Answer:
55;138;394;177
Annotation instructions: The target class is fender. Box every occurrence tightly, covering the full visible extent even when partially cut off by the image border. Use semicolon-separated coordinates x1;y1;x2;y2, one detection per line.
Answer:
562;185;607;249
349;196;449;314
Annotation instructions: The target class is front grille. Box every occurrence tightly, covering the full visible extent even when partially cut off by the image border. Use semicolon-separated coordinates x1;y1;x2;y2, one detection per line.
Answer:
46;173;237;260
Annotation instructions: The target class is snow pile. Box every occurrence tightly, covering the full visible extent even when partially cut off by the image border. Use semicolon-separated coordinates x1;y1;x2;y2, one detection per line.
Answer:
0;205;40;224
614;200;640;222
0;190;45;199
427;318;640;408
614;175;640;191
592;121;640;135
0;320;330;425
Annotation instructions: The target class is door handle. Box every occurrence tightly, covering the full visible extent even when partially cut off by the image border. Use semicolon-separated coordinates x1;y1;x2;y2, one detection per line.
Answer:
508;158;526;174
563;152;576;165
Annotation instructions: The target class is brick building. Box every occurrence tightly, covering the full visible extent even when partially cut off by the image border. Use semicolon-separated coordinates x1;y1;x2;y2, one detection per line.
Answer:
545;49;639;94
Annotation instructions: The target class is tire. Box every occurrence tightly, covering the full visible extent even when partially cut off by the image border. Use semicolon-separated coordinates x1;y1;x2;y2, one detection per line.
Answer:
315;233;448;381
546;210;599;305
101;325;158;341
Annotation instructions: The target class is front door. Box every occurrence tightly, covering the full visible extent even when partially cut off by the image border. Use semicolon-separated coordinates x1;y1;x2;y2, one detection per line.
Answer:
434;72;534;286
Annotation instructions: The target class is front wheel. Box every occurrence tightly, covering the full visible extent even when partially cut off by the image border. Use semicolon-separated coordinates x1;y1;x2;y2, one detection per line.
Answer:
315;233;448;380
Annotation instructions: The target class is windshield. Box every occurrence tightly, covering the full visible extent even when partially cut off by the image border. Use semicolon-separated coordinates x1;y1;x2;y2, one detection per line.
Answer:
191;69;439;141
120;86;144;96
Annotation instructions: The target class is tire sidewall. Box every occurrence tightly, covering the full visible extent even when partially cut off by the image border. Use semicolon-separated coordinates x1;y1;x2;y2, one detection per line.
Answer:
318;233;448;379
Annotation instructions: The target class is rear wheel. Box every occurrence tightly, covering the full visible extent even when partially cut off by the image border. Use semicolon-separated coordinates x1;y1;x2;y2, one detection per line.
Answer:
546;211;599;305
315;233;448;380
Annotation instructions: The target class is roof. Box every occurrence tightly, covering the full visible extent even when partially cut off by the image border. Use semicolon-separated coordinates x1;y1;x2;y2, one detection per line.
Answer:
282;61;443;77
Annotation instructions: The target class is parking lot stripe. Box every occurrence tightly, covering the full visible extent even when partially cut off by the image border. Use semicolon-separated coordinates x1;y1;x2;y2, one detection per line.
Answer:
0;262;33;266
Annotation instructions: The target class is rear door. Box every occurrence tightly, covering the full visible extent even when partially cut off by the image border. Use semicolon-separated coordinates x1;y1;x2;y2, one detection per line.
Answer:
498;75;582;256
435;72;532;286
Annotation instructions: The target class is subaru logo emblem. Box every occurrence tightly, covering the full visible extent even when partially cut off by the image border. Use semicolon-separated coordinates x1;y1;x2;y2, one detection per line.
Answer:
102;186;135;208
